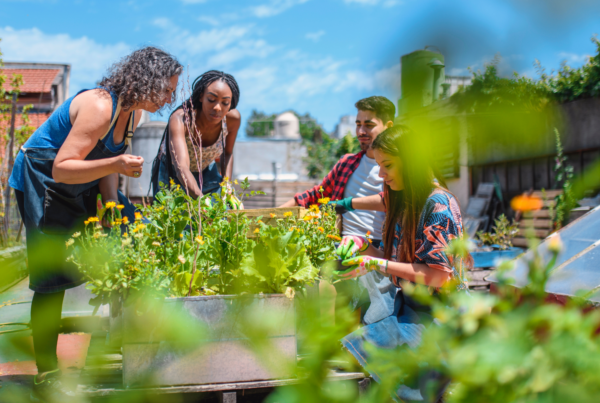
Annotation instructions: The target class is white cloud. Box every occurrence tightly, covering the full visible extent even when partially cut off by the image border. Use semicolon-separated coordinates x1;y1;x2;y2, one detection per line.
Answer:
198;15;220;26
152;21;277;68
344;0;402;5
250;0;310;18
558;52;591;65
305;30;325;42
0;26;131;95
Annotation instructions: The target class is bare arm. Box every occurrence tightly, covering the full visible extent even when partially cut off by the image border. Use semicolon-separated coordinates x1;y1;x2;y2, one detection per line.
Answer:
222;109;241;180
360;244;451;287
385;261;451;288
352;194;385;212
53;90;144;184
99;173;119;202
169;110;203;198
280;198;299;208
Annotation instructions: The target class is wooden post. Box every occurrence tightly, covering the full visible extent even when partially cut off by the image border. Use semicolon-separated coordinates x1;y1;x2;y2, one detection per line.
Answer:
2;93;17;239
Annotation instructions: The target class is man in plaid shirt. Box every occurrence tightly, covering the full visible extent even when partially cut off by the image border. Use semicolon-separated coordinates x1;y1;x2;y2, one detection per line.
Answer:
281;96;396;324
281;96;395;241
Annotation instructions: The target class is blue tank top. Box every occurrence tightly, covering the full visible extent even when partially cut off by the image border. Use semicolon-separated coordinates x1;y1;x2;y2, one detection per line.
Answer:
9;88;130;192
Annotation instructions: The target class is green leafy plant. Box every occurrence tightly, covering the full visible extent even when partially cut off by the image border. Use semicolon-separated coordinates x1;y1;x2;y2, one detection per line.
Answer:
552;129;577;230
68;178;338;310
476;214;519;250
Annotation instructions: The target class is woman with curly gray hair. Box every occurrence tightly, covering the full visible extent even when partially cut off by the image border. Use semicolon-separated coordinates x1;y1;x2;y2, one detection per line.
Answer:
8;46;182;402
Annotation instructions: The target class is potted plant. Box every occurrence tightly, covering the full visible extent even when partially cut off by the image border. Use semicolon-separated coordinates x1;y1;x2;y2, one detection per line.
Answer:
472;214;523;268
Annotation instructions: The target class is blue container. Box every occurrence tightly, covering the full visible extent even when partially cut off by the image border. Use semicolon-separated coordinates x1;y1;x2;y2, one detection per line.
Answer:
471;247;524;269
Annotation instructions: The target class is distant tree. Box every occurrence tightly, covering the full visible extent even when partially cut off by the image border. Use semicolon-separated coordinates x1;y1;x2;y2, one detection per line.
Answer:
245;109;276;137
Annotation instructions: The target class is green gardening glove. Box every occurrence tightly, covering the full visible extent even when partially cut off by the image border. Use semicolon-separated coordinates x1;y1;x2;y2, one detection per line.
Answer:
328;197;354;215
335;235;369;260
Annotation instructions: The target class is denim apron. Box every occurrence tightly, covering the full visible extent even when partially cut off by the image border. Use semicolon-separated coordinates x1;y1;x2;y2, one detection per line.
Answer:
150;107;224;198
21;104;136;293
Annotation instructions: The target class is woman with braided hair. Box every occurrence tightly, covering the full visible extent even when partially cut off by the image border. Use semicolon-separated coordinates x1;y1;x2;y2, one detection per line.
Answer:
151;70;241;205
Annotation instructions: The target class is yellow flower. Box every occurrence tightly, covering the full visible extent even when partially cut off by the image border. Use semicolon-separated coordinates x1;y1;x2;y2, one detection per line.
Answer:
176;184;180;190
254;228;260;234
303;215;313;221
135;212;142;221
283;211;293;218
270;213;276;218
258;220;263;224
115;218;122;225
117;204;125;210
195;236;204;245
309;204;320;213
170;178;175;186
72;232;81;238
84;220;89;225
123;232;129;238
324;212;329;217
155;206;164;211
180;233;183;238
224;177;229;182
234;179;238;185
105;201;116;209
319;186;324;192
178;255;186;264
318;197;330;204
122;216;129;224
88;217;99;223
317;227;324;233
137;224;146;230
65;238;74;248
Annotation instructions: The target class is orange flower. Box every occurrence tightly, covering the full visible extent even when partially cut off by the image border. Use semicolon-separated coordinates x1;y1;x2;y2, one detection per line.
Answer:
317;227;324;233
511;195;543;212
327;234;341;241
270;213;276;218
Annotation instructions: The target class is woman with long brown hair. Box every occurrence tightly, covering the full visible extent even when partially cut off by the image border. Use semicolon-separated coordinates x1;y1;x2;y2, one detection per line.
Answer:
334;124;471;401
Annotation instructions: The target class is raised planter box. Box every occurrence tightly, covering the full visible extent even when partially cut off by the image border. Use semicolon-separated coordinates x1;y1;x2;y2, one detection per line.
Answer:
471;247;523;269
121;294;297;387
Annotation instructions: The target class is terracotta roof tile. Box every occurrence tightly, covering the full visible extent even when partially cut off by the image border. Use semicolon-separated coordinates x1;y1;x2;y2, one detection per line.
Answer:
2;69;60;93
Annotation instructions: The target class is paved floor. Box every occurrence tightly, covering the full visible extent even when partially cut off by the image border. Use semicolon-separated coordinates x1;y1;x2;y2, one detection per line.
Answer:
0;277;99;401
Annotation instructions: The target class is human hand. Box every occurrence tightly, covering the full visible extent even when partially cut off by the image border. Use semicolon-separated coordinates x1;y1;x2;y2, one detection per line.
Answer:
328;197;354;215
115;154;144;178
333;256;388;280
226;194;243;210
336;235;368;259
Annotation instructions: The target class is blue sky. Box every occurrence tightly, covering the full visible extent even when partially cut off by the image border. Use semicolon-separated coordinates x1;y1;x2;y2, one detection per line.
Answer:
1;0;599;134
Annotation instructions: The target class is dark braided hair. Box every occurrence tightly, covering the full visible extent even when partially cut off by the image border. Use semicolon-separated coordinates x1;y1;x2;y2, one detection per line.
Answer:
185;70;240;115
99;46;182;111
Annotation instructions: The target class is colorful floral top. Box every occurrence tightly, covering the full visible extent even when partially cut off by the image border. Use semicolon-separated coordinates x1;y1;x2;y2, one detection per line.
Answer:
383;186;469;291
186;116;228;172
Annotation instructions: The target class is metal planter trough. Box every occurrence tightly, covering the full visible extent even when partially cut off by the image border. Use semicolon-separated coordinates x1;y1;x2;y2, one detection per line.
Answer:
121;293;297;387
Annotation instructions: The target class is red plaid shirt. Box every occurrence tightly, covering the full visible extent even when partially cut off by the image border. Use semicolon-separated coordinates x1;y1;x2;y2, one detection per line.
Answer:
295;151;367;207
